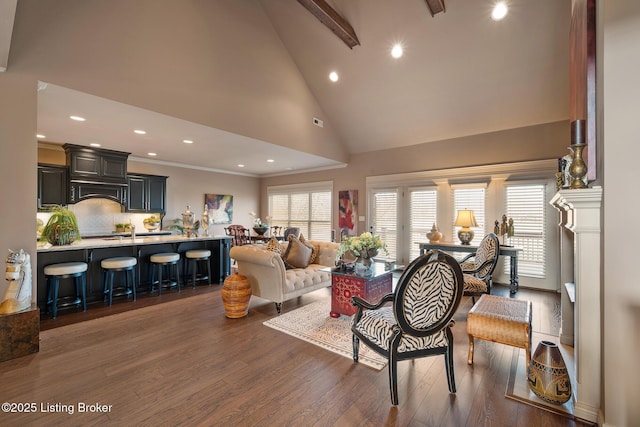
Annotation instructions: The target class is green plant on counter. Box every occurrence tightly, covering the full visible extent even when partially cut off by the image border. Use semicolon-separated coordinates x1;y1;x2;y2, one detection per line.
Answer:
115;223;132;232
165;218;200;235
165;218;184;234
40;205;81;246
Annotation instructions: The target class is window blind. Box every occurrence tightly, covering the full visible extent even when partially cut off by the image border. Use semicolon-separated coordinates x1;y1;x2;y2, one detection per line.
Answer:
371;190;398;260
409;188;437;262
268;182;333;242
452;186;485;247
504;184;546;278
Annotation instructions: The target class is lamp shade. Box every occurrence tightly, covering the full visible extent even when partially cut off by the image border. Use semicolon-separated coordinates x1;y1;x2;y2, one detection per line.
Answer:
454;209;478;228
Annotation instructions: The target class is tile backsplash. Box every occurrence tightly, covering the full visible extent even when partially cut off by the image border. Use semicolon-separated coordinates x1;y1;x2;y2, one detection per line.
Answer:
37;199;166;236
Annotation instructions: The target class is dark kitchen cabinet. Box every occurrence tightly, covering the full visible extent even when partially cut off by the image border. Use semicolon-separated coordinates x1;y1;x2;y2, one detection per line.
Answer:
63;143;129;184
69;181;126;205
37;164;68;210
126;173;167;213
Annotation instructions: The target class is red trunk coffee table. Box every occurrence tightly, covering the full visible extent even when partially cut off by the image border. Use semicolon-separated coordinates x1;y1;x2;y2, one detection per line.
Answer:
330;266;393;317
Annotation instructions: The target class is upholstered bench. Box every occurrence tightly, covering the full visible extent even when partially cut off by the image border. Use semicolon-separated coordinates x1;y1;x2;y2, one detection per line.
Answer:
467;294;532;365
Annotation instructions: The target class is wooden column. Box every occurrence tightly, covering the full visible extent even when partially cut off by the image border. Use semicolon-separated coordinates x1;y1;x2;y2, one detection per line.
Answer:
570;0;597;181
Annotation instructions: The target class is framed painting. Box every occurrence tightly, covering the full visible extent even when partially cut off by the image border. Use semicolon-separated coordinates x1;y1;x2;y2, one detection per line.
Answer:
205;194;233;224
338;190;358;238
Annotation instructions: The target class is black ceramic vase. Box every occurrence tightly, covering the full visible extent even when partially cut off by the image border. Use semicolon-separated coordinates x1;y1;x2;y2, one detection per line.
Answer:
527;340;572;404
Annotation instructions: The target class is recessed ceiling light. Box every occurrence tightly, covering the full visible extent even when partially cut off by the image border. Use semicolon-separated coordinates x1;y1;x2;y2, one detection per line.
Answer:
238;164;245;168
492;2;508;20
36;134;46;139
183;139;193;144
329;71;339;82
267;159;274;163
391;44;403;59
147;152;157;156
70;115;86;122
134;129;146;135
90;143;101;147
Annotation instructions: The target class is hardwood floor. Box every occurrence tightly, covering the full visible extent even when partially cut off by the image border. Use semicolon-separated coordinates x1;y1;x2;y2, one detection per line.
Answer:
1;284;594;426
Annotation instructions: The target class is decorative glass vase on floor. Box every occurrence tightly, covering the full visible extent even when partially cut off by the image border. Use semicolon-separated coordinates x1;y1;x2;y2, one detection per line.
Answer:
527;340;572;404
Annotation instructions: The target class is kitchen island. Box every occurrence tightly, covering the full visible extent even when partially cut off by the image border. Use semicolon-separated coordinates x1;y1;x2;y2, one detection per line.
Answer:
37;235;231;315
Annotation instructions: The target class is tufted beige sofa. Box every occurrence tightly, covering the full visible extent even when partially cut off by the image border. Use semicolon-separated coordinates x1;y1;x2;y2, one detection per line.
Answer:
229;240;339;313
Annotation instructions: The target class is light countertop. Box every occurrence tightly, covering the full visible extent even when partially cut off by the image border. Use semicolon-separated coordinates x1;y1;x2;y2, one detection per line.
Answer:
37;234;230;252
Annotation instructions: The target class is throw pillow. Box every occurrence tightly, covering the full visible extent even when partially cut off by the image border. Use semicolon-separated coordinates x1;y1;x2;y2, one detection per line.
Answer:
266;236;281;254
299;234;320;264
281;235;314;269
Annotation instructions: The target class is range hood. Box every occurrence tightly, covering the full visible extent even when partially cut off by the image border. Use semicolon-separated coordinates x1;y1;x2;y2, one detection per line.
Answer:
63;144;130;205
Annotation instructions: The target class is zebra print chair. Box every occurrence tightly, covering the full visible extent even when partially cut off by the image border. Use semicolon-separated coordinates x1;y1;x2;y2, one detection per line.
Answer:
459;233;500;304
351;249;464;405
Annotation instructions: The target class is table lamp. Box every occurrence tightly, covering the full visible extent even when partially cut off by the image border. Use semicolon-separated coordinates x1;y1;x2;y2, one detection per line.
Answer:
454;209;478;245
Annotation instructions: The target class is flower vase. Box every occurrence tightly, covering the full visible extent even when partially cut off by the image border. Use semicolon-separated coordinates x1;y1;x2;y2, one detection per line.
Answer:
354;249;377;276
527;340;572;404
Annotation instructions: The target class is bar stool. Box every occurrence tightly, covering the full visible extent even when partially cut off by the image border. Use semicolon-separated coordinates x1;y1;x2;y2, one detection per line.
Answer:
44;261;88;319
184;249;212;288
150;252;181;295
101;257;138;306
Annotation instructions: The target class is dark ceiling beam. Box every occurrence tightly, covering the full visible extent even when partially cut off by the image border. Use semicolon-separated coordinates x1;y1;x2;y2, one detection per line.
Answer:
424;0;446;17
297;0;360;49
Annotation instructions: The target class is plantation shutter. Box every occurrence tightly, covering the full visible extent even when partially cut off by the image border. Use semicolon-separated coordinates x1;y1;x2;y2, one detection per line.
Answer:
371;190;398;261
288;192;309;237
267;182;333;242
452;186;486;247
269;194;289;229
409;187;437;262
310;191;332;240
504;184;546;278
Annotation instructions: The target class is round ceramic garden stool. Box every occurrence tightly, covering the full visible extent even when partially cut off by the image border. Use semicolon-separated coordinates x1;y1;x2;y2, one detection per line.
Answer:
44;261;88;318
184;249;211;288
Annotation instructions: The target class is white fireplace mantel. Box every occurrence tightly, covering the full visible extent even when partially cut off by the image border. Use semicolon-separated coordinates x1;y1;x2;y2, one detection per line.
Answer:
550;186;603;423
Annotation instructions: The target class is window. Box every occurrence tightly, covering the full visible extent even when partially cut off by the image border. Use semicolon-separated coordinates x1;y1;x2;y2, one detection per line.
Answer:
452;186;485;247
504;184;546;278
268;182;333;241
370;190;398;260
408;187;437;261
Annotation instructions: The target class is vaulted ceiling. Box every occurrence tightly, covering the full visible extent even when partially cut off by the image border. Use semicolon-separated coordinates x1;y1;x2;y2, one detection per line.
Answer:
8;0;571;176
261;0;570;154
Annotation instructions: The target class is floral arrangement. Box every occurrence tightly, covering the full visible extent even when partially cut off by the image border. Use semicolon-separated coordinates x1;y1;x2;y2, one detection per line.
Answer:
338;232;388;259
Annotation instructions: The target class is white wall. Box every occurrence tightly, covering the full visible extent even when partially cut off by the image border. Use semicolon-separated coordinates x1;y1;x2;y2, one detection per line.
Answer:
127;159;260;235
0;74;37;302
603;1;640;425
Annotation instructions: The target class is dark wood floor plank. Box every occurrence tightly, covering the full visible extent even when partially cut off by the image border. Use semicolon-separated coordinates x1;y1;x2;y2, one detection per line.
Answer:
0;285;594;426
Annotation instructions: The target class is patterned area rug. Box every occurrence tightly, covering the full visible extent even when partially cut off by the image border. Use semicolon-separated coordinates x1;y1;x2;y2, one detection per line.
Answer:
262;300;388;370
